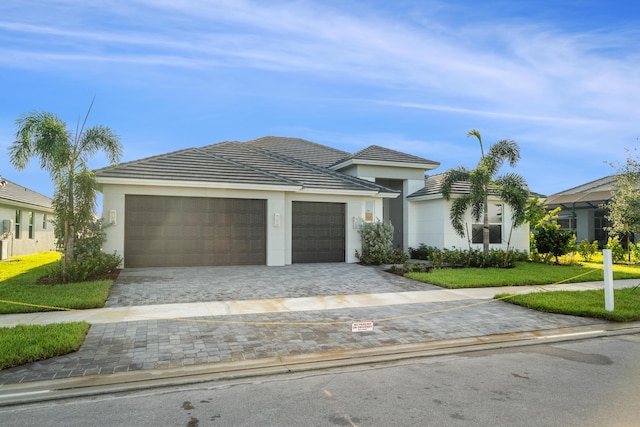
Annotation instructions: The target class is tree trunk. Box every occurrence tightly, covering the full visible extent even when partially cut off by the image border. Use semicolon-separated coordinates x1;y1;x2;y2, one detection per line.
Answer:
483;195;490;255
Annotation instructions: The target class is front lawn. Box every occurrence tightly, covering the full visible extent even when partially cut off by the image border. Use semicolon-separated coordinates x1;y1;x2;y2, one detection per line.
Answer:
405;261;640;289
0;252;114;314
496;287;640;322
0;322;90;370
1;252;115;370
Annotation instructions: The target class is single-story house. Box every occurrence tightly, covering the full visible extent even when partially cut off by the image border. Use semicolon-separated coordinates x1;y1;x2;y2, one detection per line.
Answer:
95;136;531;268
546;175;639;247
0;178;56;259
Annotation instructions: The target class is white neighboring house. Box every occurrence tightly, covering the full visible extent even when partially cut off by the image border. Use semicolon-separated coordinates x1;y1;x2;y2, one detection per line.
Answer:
95;136;531;268
0;178;56;259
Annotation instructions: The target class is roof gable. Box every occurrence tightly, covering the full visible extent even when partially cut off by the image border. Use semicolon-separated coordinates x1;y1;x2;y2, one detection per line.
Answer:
332;145;439;170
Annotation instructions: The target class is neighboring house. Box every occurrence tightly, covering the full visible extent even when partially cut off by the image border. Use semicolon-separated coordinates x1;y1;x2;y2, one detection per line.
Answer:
0;178;56;259
546;175;639;247
95;136;531;268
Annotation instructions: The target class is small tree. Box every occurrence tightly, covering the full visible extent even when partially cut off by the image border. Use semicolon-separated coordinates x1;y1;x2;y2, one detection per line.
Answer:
441;129;529;255
527;200;572;264
535;223;573;264
577;239;599;262
605;149;640;262
10;100;122;268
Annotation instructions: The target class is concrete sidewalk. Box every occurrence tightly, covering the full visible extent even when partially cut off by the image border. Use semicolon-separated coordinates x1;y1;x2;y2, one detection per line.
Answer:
1;279;638;328
0;263;638;387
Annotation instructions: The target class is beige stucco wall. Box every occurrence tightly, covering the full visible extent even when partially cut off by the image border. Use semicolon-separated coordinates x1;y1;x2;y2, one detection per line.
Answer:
409;197;530;253
99;183;388;267
0;203;56;258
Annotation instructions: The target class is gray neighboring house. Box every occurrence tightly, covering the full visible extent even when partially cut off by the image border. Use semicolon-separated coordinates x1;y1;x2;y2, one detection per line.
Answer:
545;175;640;247
0;179;56;259
95;136;531;268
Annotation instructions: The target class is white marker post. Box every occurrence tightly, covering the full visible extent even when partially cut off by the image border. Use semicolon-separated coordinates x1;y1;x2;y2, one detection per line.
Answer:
603;249;614;312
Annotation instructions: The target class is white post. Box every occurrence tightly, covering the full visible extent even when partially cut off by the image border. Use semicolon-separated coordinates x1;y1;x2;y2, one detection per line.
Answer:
603;249;614;312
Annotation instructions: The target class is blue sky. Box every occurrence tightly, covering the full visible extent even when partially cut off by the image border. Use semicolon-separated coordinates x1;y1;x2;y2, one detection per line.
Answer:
1;0;639;202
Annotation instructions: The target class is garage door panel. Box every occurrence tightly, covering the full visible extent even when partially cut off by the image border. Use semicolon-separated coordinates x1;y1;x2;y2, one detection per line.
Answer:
292;201;345;263
125;195;266;268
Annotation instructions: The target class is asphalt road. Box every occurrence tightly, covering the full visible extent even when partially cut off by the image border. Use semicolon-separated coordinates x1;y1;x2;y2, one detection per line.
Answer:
3;334;639;426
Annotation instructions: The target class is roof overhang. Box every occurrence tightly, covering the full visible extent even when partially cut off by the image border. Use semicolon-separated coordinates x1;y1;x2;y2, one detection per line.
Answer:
96;177;303;193
331;158;439;171
296;188;400;198
0;198;54;212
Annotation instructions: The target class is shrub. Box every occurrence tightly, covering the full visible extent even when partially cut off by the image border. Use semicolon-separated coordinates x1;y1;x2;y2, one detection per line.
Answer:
606;236;626;262
390;248;409;264
408;244;438;260
533;224;573;264
46;252;122;284
631;243;640;262
42;218;122;284
356;221;394;265
406;243;526;268
577;239;599;262
402;262;429;273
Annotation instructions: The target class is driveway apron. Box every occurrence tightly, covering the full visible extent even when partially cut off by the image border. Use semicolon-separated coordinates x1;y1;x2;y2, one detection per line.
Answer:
0;264;601;385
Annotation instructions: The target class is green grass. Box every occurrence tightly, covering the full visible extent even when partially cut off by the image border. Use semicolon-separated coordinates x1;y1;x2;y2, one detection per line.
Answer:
0;252;114;314
405;261;640;289
0;252;116;370
496;287;640;322
0;322;90;370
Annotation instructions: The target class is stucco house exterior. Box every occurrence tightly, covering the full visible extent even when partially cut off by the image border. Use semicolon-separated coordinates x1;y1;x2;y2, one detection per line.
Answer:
546;175;640;247
0;178;56;259
95;136;531;268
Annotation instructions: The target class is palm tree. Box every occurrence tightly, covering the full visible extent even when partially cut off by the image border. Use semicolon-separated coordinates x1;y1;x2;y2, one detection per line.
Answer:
441;129;529;255
9;100;122;265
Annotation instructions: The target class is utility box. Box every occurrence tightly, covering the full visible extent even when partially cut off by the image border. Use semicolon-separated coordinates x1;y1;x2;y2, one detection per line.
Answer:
0;240;7;260
2;219;10;234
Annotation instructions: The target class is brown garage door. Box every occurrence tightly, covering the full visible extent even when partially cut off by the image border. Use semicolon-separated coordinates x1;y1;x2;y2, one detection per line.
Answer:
124;195;266;268
292;201;345;263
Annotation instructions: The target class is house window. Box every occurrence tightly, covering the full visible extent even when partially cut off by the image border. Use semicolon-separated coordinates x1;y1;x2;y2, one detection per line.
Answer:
472;204;502;244
364;200;374;223
15;210;21;239
43;214;48;229
28;212;34;239
557;215;576;231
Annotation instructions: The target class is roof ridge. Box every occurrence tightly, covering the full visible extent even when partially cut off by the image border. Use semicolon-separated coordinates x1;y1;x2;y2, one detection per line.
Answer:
548;175;616;196
247;136;349;156
246;144;398;193
196;144;300;186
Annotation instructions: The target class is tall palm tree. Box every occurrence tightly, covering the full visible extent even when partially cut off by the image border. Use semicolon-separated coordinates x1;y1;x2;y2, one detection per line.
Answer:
441;129;529;254
9;100;122;265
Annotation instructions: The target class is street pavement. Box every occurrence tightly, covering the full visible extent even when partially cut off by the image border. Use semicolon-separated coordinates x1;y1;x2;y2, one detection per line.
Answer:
0;264;637;386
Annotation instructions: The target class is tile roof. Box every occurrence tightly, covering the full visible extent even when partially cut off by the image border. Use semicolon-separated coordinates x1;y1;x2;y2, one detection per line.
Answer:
94;145;295;186
0;179;53;210
95;140;399;194
407;173;470;198
246;136;349;168
334;145;439;168
545;175;635;207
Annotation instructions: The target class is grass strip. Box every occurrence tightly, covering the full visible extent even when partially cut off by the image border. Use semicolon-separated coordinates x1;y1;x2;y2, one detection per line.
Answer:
496;287;640;322
0;322;90;370
0;252;114;314
406;261;640;288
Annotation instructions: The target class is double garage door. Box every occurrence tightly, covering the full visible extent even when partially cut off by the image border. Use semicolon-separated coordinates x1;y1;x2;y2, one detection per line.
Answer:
124;196;345;267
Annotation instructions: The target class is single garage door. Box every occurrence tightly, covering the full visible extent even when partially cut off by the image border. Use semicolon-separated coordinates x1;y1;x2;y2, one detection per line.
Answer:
125;195;266;268
292;201;345;263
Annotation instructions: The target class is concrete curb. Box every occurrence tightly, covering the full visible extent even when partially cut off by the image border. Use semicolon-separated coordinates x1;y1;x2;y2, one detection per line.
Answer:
2;321;639;407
